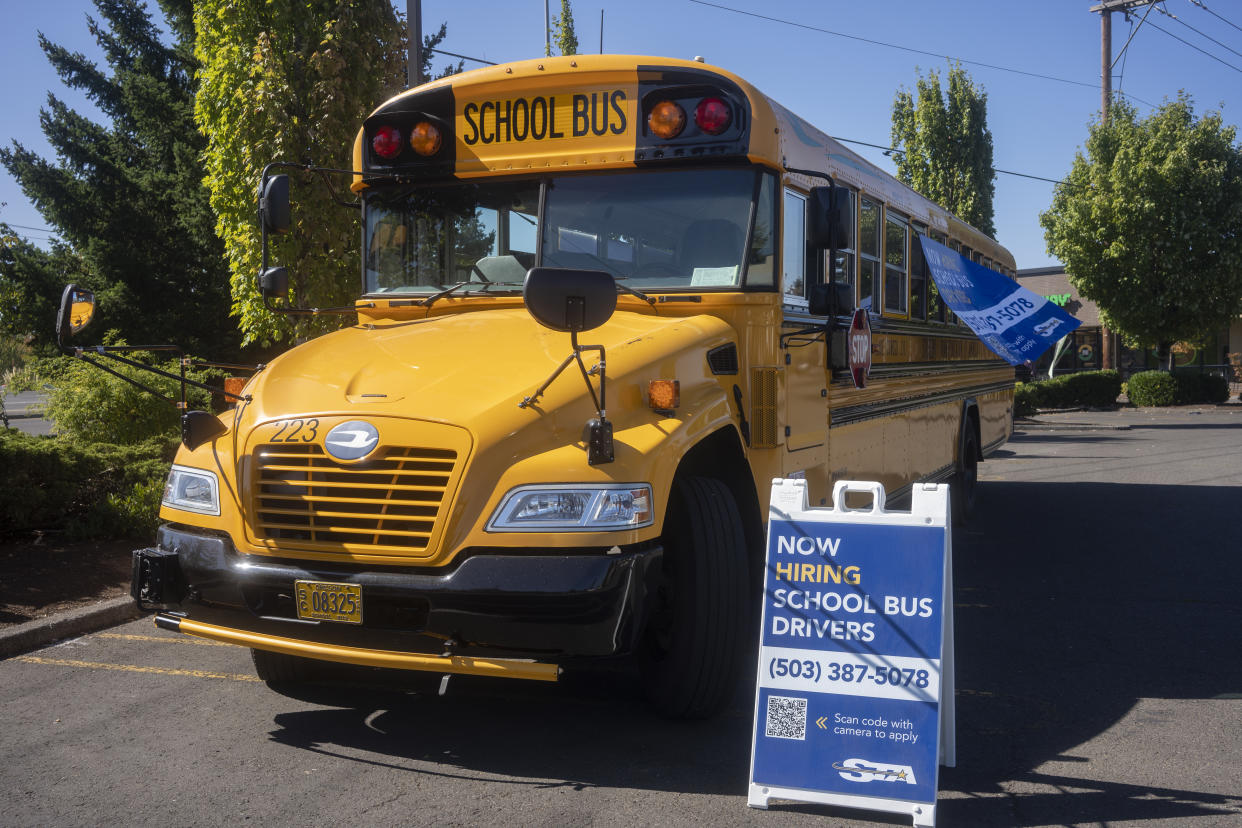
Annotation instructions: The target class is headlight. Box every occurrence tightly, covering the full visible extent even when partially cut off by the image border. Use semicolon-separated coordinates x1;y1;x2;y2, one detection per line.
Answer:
488;484;653;532
162;465;221;516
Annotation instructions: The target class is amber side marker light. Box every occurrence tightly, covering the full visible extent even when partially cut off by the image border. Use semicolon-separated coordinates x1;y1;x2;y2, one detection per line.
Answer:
648;100;686;140
648;379;681;413
410;121;442;156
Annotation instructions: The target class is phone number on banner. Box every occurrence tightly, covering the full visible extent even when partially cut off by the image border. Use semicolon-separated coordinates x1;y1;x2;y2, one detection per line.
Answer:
760;646;941;701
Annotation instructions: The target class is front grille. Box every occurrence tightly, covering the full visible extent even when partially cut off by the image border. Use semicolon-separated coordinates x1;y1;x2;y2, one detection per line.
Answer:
252;443;457;553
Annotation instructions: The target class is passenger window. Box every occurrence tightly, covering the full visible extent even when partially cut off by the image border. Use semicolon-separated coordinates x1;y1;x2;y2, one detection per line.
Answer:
884;213;908;315
746;173;777;288
909;222;928;321
783;189;807;306
858;197;881;313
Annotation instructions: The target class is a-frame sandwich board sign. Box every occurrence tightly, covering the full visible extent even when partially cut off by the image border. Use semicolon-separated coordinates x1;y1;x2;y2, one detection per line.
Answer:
748;479;955;827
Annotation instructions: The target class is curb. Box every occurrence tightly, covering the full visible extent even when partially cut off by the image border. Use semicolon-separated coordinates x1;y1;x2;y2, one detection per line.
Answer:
0;596;142;659
1015;419;1131;431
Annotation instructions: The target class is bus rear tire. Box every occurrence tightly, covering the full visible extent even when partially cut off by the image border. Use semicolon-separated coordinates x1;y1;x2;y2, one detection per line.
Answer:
952;424;979;525
251;648;323;684
639;476;748;719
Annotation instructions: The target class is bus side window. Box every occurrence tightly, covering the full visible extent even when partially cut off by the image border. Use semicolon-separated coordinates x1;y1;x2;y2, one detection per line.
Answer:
746;172;777;287
909;222;928;321
928;231;947;322
782;189;807;306
858;197;881;313
829;188;856;291
884;211;908;316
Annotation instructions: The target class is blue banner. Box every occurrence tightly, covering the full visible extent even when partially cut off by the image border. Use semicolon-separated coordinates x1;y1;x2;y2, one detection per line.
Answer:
919;236;1081;366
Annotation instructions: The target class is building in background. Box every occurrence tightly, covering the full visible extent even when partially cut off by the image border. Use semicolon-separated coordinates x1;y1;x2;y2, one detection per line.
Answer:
1016;266;1239;380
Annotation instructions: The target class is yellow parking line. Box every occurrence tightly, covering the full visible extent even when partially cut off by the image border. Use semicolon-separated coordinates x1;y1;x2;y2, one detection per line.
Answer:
94;632;232;647
14;656;261;682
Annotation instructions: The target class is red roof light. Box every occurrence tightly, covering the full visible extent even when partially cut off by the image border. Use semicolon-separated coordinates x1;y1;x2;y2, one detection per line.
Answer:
694;97;732;135
372;125;403;160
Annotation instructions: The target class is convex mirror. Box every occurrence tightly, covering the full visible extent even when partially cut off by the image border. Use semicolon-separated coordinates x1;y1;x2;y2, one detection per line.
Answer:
259;174;291;235
57;284;96;343
524;267;618;333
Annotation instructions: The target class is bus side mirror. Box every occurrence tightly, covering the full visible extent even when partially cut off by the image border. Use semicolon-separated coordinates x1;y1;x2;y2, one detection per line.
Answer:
56;284;96;345
259;174;291;235
522;267;618;465
524;267;617;333
807;185;853;250
259;266;289;299
808;281;855;318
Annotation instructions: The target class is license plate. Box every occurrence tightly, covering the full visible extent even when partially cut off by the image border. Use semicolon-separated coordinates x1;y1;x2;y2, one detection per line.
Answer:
294;580;363;624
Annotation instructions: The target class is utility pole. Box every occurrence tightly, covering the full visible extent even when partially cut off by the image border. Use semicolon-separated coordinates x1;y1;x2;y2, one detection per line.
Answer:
407;0;422;88
1089;0;1156;370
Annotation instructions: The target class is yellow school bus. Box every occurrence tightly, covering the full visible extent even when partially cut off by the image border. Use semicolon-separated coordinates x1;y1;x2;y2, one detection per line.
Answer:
132;55;1013;718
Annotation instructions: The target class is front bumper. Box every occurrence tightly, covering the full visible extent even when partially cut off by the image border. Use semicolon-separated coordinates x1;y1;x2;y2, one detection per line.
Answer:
133;525;661;664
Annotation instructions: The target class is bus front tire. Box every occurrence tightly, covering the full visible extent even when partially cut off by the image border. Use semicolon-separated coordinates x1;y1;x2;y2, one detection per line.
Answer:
251;648;323;684
640;476;748;719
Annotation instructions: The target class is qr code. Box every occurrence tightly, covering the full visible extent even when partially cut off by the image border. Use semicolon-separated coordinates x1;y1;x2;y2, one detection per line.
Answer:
765;695;807;740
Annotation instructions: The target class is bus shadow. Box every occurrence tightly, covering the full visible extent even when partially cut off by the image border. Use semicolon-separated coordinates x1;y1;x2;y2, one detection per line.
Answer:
263;663;759;797
260;478;1242;824
942;479;1242;825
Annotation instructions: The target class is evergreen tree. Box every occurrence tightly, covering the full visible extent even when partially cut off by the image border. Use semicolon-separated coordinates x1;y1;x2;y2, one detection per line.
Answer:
0;0;238;356
891;63;996;237
0;224;92;351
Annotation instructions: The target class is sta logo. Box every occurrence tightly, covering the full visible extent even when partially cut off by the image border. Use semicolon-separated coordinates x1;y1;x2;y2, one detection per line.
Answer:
832;758;917;785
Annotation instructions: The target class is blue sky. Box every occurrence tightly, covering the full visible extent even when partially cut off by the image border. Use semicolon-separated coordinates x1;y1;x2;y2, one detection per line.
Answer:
2;0;1239;269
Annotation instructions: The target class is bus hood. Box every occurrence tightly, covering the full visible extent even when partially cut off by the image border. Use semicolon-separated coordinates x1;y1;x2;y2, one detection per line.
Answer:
242;307;736;431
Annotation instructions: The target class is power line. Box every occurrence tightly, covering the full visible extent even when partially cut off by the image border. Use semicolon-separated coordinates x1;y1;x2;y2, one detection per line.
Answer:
831;136;1067;185
1188;0;1242;36
1156;3;1242;59
1146;18;1242;72
3;222;56;234
430;47;496;67
687;0;1149;103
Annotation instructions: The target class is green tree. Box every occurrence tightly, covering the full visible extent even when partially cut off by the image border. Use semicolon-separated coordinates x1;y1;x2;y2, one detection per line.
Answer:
891;63;996;237
1041;95;1242;367
550;0;579;57
0;0;238;357
195;1;419;346
0;224;93;351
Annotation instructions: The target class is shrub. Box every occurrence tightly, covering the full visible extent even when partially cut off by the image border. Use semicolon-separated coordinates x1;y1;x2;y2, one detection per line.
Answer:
1062;370;1122;408
1201;375;1230;404
0;429;175;539
7;348;220;444
1014;383;1039;417
1126;370;1178;407
1173;373;1203;405
1015;370;1121;412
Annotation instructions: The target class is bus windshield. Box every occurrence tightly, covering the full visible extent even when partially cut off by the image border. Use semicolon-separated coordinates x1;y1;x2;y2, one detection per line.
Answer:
363;167;774;294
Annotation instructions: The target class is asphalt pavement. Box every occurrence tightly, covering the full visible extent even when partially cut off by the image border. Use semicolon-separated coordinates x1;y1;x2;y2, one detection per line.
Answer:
2;404;1240;827
2;389;52;435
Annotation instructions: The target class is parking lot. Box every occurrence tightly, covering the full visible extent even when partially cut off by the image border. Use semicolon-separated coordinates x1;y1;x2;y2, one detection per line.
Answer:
3;406;1240;827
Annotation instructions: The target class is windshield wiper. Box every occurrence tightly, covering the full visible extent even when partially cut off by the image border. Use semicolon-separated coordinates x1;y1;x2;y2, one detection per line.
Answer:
613;279;655;305
418;281;523;308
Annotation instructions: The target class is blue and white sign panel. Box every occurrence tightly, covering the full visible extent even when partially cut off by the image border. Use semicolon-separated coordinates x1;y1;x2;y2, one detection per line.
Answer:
919;236;1081;366
748;480;954;828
